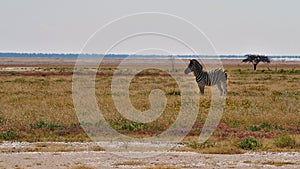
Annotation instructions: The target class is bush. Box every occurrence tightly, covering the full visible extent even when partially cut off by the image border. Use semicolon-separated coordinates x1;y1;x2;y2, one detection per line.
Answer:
259;122;272;132
30;121;61;131
238;137;261;150
274;125;285;131
120;122;148;131
249;125;261;132
0;130;17;140
274;134;296;148
249;123;284;132
166;90;181;96
0;117;4;123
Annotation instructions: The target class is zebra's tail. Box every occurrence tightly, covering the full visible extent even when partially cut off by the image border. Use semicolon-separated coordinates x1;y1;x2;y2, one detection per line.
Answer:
224;72;228;80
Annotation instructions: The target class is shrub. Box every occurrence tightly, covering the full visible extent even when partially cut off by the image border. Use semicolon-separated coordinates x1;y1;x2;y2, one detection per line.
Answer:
120;122;148;131
30;121;61;131
238;137;261;150
249;123;284;132
259;122;272;129
259;122;272;132
0;130;17;140
274;125;285;131
274;134;296;148
166;90;181;96
249;125;261;132
0;116;4;123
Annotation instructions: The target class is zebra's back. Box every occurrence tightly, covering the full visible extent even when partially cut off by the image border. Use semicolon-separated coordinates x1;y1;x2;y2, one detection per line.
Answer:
206;69;227;86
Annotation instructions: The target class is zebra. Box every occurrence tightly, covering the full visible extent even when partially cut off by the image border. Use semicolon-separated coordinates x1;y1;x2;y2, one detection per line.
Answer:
184;59;227;95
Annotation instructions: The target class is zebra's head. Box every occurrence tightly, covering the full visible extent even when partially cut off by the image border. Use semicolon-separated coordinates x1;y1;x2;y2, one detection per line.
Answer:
184;59;203;74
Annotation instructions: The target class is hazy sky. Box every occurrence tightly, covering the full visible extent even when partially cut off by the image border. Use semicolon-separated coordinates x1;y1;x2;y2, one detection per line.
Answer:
0;0;300;55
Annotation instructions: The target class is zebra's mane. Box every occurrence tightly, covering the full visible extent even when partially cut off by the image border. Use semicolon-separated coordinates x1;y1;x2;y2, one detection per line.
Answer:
191;59;203;71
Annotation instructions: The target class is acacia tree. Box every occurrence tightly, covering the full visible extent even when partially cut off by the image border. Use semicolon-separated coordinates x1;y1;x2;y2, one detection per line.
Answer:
242;54;270;71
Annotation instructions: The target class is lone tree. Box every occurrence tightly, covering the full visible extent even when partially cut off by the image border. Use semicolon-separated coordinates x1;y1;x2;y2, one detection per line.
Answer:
242;54;270;71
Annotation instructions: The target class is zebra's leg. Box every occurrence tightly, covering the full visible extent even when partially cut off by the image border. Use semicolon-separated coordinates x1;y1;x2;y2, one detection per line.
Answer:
217;82;223;95
198;83;205;95
221;80;227;95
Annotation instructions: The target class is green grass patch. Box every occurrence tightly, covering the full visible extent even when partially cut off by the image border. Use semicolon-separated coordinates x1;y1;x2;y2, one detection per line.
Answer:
274;134;296;148
30;121;61;131
249;123;285;132
238;137;262;150
0;130;17;140
166;90;181;96
0;117;4;123
118;122;149;131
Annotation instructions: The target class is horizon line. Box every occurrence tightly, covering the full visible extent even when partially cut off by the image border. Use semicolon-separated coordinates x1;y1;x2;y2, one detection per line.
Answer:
0;52;300;57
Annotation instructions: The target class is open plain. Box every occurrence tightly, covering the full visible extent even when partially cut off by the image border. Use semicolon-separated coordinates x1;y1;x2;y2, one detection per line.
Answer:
0;58;300;168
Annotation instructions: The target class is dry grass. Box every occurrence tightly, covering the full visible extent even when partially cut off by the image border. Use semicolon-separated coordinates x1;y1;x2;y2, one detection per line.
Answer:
244;160;297;167
0;62;299;153
143;165;180;169
261;161;297;166
69;166;95;169
114;161;147;166
87;146;105;151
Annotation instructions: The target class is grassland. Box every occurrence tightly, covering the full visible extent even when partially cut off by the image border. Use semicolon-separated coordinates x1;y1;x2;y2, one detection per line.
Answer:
0;60;299;153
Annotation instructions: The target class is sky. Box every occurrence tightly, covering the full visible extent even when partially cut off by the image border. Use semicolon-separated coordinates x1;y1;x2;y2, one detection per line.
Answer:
0;0;300;55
